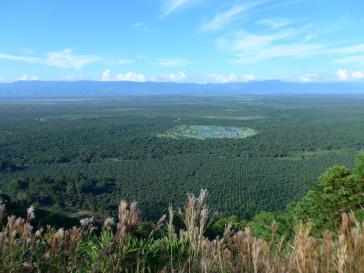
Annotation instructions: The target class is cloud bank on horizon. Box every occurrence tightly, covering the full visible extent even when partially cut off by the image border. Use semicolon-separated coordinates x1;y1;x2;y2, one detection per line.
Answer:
0;0;363;83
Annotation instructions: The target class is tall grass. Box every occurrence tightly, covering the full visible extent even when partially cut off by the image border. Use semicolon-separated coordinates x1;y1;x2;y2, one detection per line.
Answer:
0;190;363;273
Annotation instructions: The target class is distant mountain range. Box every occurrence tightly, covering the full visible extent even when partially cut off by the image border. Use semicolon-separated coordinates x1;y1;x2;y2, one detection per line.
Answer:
0;80;363;98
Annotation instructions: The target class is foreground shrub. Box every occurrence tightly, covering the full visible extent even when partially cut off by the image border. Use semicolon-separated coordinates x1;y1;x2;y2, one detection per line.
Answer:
0;190;364;273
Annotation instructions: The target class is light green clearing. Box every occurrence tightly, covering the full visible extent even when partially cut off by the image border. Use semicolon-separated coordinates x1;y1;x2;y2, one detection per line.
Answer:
158;125;257;140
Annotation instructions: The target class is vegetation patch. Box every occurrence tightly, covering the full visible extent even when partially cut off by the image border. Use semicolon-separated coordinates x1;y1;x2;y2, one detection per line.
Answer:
158;125;257;140
199;115;264;121
0;96;362;221
277;149;351;161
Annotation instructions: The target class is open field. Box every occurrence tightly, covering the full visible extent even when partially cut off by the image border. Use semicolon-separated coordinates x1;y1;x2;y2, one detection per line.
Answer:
0;95;363;219
157;125;257;140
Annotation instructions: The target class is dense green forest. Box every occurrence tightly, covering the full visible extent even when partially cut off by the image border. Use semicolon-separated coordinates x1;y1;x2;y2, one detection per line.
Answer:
1;95;363;220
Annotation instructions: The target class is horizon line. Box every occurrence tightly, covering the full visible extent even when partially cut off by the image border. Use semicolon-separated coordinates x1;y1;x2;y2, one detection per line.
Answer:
1;79;362;85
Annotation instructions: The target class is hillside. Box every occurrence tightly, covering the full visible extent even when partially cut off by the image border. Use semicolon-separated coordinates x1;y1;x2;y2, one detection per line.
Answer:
0;154;364;272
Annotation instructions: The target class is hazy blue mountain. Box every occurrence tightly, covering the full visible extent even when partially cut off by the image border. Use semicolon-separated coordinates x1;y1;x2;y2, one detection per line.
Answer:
0;80;363;98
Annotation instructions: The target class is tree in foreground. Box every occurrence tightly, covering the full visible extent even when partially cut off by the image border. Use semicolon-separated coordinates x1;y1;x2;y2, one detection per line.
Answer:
290;153;364;233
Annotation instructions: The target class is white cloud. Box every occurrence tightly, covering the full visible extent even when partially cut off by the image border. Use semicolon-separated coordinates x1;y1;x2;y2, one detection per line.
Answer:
205;73;237;83
298;74;318;83
351;71;364;80
242;74;256;81
0;49;98;70
45;49;98;70
16;74;38;81
115;72;146;82
101;69;111;81
256;18;291;30
158;72;188;82
114;72;146;82
336;69;350;81
99;71;258;84
0;75;6;82
101;70;189;83
199;73;256;83
101;70;146;82
155;58;191;67
161;0;194;19
200;1;265;32
336;69;364;81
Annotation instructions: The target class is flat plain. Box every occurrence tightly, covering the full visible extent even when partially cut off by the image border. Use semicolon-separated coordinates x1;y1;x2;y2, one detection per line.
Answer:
0;94;362;219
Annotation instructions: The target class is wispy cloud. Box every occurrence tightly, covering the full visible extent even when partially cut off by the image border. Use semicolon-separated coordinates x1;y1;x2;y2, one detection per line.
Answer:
0;49;98;70
234;43;324;64
133;22;144;28
155;58;192;67
132;22;152;32
161;0;194;19
216;19;364;65
0;53;41;64
0;50;134;70
333;55;364;66
222;27;307;52
103;58;134;65
332;44;364;54
200;0;266;32
201;1;364;70
217;25;325;64
255;18;292;30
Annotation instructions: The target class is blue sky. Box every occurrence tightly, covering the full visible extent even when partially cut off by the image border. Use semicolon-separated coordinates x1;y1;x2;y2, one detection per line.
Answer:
0;0;364;83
